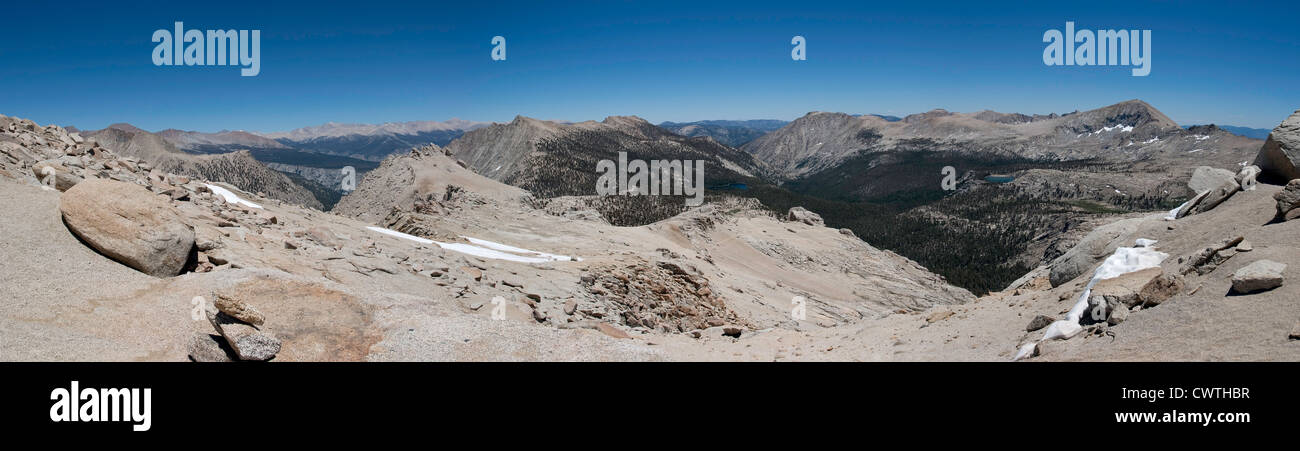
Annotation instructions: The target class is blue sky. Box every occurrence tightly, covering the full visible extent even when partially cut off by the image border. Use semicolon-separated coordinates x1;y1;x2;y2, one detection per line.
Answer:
0;0;1296;132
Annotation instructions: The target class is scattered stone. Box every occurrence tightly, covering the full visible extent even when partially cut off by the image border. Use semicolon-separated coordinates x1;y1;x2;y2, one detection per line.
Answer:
187;334;234;362
595;323;631;339
1236;241;1253;252
722;326;743;338
563;299;577;315
1026;315;1055;332
59;178;195;277
213;294;265;326
502;276;525;288
926;310;954;323
460;267;482;281
1138;272;1185;307
1290;322;1300;341
1231;260;1286;294
1107;303;1129;326
532;308;547;322
1180;236;1244;276
302;227;341;248
207;312;281;361
785;206;824;226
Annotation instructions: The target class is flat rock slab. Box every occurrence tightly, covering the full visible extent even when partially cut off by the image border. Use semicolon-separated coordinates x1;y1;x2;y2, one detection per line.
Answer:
1231;260;1286;294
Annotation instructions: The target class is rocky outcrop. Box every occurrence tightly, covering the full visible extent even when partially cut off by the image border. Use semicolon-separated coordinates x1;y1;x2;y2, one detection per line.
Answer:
1178;236;1244;276
1273;179;1300;221
1188;178;1240;215
1090;267;1182;309
1231;260;1286;294
59;178;195;277
786;207;825;226
1176;166;1245;218
1253;109;1300;181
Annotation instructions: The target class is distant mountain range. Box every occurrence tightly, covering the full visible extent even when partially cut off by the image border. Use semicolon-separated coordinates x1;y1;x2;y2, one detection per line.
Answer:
658;120;789;147
1184;124;1272;140
257;119;492;162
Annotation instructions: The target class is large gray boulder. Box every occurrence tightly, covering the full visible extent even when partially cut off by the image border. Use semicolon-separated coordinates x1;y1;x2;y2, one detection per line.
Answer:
1253;110;1300;181
59;178;195;277
1187;166;1238;194
1048;217;1148;287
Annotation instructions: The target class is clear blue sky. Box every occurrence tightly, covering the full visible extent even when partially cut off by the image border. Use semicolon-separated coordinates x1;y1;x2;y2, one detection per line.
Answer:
1;0;1296;132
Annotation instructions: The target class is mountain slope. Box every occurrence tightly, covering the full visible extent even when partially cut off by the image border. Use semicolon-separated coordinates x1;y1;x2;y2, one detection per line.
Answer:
736;100;1263;293
445;115;766;201
85;124;324;209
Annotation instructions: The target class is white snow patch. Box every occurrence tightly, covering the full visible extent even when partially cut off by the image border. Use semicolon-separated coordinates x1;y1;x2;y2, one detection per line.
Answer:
1017;239;1167;360
1164;198;1194;220
364;227;578;263
1090;125;1135;136
1188;148;1204;153
461;236;578;262
206;184;263;209
1193;135;1210;141
366;226;434;244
